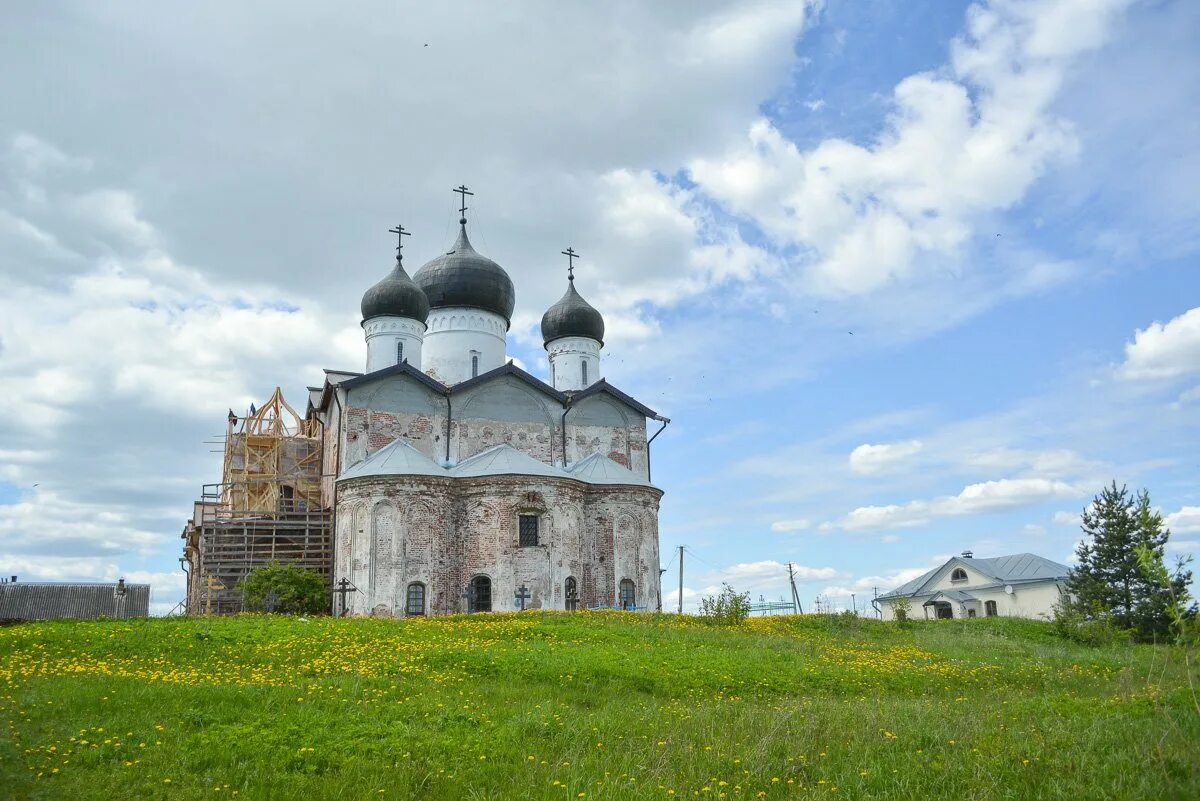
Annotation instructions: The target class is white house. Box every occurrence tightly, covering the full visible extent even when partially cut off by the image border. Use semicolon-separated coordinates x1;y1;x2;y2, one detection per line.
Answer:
876;552;1070;621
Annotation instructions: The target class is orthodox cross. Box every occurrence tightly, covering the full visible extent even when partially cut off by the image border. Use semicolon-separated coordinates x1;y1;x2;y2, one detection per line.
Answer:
453;184;474;224
332;577;358;617
515;584;531;611
561;247;578;282
388;223;411;262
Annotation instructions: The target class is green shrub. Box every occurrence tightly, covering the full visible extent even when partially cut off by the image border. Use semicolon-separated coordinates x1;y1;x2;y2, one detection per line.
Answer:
1052;595;1128;646
239;562;327;615
698;583;751;625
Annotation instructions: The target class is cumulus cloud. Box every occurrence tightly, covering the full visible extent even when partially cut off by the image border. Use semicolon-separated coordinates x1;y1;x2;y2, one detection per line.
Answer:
770;518;810;532
834;477;1082;531
687;0;1133;294
1117;307;1200;381
1165;506;1200;534
849;440;923;474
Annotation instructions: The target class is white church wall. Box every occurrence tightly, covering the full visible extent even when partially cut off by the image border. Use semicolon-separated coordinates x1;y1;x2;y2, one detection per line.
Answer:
422;307;508;386
363;316;425;374
547;336;601;391
343;375;449;467
452;375;562;465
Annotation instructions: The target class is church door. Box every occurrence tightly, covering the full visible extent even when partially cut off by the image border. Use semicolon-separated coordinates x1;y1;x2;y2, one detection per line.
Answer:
468;575;492;613
565;576;578;612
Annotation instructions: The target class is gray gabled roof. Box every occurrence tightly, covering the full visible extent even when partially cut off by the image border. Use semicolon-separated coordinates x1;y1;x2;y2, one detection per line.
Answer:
924;589;978;604
0;583;150;620
878;552;1071;600
338;438;447;481
449;444;566;480
567;452;656;488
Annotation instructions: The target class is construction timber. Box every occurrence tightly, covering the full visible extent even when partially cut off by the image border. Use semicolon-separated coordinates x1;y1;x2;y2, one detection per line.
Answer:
181;388;331;614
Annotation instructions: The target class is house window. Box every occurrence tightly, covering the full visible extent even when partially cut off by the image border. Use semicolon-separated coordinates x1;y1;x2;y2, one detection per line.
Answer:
581;360;588;385
967;608;977;618
468;575;492;613
405;582;425;616
950;568;968;582
396;341;404;364
985;600;998;617
519;514;539;547
618;579;635;610
565;576;578;612
471;353;479;377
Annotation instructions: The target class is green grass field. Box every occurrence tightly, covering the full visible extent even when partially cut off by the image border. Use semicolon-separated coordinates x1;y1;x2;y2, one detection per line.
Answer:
2;612;1197;800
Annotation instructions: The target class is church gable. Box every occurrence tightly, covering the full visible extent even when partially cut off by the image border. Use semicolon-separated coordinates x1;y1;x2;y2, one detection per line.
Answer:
453;372;563;465
342;368;448;466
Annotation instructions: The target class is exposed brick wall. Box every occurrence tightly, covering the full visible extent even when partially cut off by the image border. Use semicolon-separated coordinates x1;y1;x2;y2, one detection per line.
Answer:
336;475;661;616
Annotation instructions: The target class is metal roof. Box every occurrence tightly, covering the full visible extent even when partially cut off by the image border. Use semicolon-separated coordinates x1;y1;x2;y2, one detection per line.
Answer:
541;279;604;345
338;439;448;481
923;589;978;604
449;444;567;480
450;362;566;400
878;552;1071;599
0;582;150;620
567;379;662;421
361;257;430;322
566;452;655;487
412;225;516;324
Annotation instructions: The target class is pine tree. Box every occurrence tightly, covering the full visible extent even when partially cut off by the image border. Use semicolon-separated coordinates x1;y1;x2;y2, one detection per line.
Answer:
1066;482;1192;641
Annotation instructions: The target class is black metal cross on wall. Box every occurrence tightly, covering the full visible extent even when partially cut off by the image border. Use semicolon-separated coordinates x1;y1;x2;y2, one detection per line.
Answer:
332;577;358;617
453;184;474;224
515;584;530;611
388;223;411;261
561;247;578;281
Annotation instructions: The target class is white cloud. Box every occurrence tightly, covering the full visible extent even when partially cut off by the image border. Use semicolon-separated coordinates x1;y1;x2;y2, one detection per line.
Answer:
1165;506;1200;534
1166;539;1199;554
849;440;923;474
687;0;1133;295
1053;510;1082;526
770;518;810;532
964;447;1088;477
1117;307;1200;381
835;477;1082;530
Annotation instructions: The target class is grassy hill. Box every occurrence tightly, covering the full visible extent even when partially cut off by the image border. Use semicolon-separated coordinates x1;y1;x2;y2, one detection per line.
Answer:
1;612;1197;800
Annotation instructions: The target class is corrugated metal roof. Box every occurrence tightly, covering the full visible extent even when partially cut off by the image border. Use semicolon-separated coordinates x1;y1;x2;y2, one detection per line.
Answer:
924;589;978;604
878;552;1070;599
450;444;567;480
0;583;150;620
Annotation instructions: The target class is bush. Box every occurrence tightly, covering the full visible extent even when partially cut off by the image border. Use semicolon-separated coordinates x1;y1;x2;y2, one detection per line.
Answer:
239;562;327;615
1051;596;1128;647
699;583;751;626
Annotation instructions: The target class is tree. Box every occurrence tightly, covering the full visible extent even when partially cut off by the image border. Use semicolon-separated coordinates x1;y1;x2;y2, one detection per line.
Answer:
240;562;328;615
1065;482;1192;641
699;583;752;625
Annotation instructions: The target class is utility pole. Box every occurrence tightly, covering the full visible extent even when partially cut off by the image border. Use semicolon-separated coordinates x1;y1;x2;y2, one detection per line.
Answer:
851;592;857;617
787;562;804;614
678;545;685;614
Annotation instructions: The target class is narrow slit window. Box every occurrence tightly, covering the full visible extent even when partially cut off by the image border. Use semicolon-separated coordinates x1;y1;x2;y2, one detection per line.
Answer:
471;353;479;377
519;514;539;547
581;360;588;385
397;341;404;364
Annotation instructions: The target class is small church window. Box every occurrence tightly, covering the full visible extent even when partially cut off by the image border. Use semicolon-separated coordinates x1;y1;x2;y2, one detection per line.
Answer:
406;582;425;616
950;567;968;582
519;514;539;547
471;353;479;378
397;341;404;364
469;575;492;613
581;360;588;385
618;579;635;610
985;600;998;617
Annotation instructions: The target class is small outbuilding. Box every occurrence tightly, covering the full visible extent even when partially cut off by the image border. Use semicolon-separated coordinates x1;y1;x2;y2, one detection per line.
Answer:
0;579;150;622
876;552;1070;621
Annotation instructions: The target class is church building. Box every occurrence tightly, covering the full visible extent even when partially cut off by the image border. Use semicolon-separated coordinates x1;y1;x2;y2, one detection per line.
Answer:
306;189;668;616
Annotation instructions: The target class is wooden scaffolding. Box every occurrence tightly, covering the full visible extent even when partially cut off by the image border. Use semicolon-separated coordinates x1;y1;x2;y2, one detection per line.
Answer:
182;388;331;615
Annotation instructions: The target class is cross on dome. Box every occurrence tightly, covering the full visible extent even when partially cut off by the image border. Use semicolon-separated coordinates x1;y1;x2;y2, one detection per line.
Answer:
453;184;474;225
388;223;411;262
561;247;578;282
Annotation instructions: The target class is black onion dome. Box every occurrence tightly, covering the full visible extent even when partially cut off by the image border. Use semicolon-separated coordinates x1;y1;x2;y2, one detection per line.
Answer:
361;258;430;322
541;279;605;346
412;225;516;325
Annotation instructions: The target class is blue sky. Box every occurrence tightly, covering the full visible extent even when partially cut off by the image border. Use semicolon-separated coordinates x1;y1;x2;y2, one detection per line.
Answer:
0;0;1197;613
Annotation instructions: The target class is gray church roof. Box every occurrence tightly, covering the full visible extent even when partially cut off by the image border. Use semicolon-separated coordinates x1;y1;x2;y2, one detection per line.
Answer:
541;278;604;345
450;444;566;480
566;452;654;487
413;225;516;324
338;438;447;481
0;582;150;620
361;256;430;323
878;552;1071;600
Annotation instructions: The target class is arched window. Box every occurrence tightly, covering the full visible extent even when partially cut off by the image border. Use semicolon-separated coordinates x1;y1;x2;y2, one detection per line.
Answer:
468;575;492;613
581;360;588;385
405;582;425;616
618;579;635;611
985;600;998;617
396;341;404;364
950;567;968;582
565;576;578;612
471;353;479;378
